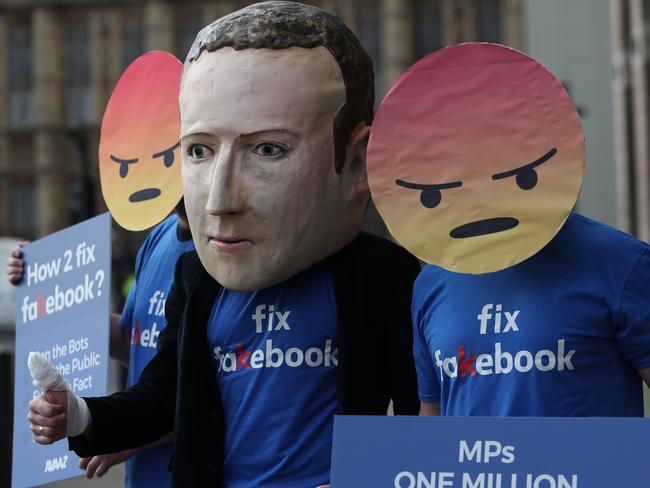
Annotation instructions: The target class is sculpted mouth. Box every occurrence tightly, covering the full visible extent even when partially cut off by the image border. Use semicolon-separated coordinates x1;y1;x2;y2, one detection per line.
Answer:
129;188;161;202
209;235;253;253
211;235;250;244
450;217;519;238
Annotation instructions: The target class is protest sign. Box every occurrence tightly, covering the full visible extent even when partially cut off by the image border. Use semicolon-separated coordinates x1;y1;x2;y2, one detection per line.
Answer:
12;213;111;487
331;415;650;487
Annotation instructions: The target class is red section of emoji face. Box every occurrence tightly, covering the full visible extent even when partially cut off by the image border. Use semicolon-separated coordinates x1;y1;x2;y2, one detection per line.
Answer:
367;43;585;274
99;51;182;231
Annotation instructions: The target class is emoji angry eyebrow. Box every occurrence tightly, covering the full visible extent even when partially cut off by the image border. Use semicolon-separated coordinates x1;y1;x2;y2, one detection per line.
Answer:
110;155;138;164
492;148;558;180
152;141;180;159
395;179;463;190
111;154;139;178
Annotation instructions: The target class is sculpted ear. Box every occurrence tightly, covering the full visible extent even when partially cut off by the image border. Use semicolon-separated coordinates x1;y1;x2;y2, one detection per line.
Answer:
344;123;371;202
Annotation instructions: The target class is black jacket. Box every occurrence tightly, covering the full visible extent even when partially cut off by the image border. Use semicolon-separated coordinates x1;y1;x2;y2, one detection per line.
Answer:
70;232;421;486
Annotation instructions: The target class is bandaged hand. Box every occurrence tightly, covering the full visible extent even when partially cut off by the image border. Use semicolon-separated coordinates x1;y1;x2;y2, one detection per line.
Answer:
27;352;91;444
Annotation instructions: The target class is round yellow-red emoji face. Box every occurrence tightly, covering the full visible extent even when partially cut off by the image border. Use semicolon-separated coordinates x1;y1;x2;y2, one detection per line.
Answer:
99;51;182;231
367;43;585;274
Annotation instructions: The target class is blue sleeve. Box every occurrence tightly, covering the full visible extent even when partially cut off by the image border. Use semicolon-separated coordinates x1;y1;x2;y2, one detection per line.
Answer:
119;236;149;333
412;282;441;403
615;248;650;369
120;281;136;333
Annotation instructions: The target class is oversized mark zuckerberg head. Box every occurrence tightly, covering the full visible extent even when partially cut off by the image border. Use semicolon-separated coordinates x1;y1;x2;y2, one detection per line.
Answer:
180;1;374;291
367;43;585;274
99;51;183;231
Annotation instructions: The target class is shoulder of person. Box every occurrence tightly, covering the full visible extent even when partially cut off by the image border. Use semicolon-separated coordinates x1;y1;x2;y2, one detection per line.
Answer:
173;249;206;291
136;215;180;264
569;213;648;267
176;249;202;273
328;232;421;295
345;232;419;268
145;214;179;243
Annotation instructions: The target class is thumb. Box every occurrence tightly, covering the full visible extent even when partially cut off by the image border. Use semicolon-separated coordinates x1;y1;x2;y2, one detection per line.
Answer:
44;389;68;409
27;352;90;436
28;351;70;392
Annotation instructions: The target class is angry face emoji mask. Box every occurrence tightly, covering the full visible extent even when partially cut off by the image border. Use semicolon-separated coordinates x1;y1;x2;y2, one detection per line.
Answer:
99;51;183;231
367;43;585;274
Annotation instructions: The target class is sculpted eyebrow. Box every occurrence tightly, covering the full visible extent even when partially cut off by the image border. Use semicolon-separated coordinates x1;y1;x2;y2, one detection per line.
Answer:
241;129;300;139
395;179;463;190
492;148;558;180
181;131;212;139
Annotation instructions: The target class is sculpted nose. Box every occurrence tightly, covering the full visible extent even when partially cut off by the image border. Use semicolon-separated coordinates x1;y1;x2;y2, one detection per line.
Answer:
206;144;247;215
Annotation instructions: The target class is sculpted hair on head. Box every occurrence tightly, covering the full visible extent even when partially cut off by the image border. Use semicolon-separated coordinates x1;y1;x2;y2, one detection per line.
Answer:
185;0;375;173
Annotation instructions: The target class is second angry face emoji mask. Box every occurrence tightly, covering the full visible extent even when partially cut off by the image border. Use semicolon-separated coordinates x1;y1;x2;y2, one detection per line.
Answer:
367;43;585;274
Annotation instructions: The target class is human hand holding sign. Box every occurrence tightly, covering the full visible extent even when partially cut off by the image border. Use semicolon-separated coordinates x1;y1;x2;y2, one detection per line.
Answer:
28;353;145;478
5;240;29;285
27;352;90;444
79;449;138;479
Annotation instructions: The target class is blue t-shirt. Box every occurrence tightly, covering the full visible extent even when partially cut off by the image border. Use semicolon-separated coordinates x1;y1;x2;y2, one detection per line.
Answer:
207;262;338;488
413;213;650;416
120;215;195;488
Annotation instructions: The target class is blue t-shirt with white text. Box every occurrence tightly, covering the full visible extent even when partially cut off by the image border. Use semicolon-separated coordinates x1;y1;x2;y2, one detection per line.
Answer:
120;215;194;488
413;213;650;416
207;262;338;488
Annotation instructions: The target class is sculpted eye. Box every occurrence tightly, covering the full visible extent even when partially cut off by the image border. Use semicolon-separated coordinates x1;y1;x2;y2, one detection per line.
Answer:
188;144;210;160
153;142;180;168
253;142;286;158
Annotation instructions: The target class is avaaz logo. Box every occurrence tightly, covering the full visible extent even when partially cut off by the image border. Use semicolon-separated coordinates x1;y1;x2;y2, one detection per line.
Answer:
44;455;68;473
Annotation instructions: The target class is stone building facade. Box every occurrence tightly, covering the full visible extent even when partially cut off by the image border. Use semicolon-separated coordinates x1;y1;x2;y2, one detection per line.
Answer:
0;0;522;313
0;0;523;307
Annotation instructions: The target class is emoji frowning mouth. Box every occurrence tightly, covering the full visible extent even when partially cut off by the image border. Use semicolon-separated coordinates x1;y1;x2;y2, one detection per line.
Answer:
129;188;161;202
450;217;519;238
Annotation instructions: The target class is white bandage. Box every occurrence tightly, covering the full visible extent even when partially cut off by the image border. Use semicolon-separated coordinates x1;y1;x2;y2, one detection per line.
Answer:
27;352;91;437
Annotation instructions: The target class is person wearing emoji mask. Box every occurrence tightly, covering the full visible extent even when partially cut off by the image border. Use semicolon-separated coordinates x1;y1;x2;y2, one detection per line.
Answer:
16;51;194;487
368;43;650;418
25;3;420;487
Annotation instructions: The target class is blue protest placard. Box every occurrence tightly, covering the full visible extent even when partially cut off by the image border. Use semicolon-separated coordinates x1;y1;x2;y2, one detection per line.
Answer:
331;415;650;487
12;213;111;488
